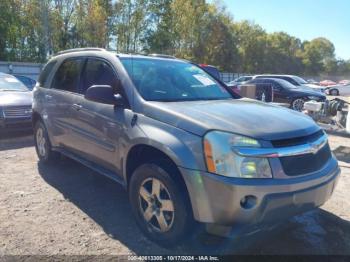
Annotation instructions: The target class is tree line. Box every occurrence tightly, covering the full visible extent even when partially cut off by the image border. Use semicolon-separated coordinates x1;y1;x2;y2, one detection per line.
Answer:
1;0;349;76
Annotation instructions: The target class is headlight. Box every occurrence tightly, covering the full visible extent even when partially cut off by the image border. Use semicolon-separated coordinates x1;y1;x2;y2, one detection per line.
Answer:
204;131;272;178
308;96;320;100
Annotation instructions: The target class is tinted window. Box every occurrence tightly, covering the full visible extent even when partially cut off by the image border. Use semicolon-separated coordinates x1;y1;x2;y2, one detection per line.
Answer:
243;76;252;81
39;61;57;87
271;81;282;91
252;78;264;83
81;59;118;94
52;59;84;92
282;77;299;86
292;76;308;85
274;79;298;89
201;66;220;80
120;58;231;102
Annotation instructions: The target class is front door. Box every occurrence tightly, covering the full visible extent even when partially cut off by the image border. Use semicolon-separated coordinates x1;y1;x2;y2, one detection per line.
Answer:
71;58;127;174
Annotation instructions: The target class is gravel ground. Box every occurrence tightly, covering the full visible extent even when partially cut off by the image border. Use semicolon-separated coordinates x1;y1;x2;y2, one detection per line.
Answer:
0;131;349;256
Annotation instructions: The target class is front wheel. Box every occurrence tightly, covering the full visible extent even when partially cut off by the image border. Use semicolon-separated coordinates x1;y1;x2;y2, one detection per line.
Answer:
129;163;195;247
291;98;305;111
330;89;339;96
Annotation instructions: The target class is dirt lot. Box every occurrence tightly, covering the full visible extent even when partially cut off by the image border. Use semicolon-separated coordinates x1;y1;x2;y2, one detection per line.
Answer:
0;131;349;256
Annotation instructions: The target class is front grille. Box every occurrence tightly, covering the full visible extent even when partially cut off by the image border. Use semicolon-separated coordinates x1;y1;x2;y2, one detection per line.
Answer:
272;130;324;148
271;130;332;176
279;143;332;176
3;106;32;118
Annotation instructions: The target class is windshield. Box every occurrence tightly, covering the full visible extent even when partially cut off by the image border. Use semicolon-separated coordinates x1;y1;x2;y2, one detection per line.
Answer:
274;78;298;89
120;58;232;102
0;75;29;91
292;76;308;85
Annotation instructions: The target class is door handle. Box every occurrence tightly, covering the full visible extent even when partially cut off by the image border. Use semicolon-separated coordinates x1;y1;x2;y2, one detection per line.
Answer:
45;94;53;100
72;103;83;111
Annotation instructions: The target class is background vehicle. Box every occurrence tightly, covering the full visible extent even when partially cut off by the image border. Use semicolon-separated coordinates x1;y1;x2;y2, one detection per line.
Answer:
247;78;326;111
307;79;319;85
320;80;337;86
326;84;350;96
227;76;253;87
339;80;350;86
233;83;273;102
13;75;37;90
0;73;32;131
197;64;221;80
254;74;326;93
32;49;339;247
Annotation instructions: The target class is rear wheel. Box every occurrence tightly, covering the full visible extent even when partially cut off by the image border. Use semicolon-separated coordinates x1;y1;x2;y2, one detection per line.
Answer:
129;162;195;247
291;98;305;111
34;121;59;163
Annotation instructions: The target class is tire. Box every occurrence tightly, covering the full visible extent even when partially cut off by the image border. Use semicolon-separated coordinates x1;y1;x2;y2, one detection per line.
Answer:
129;162;195;247
330;89;339;96
34;120;59;163
291;98;305;111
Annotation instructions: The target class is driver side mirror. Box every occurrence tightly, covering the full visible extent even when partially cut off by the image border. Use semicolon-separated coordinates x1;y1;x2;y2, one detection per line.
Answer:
85;85;125;106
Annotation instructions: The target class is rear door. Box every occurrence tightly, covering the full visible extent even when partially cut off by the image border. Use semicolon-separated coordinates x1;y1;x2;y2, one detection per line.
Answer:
45;58;85;149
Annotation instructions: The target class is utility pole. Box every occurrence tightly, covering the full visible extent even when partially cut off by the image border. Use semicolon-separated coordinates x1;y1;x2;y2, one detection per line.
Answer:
42;0;52;59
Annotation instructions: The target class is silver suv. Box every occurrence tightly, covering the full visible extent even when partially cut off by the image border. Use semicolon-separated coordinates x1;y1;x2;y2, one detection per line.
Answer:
32;48;340;247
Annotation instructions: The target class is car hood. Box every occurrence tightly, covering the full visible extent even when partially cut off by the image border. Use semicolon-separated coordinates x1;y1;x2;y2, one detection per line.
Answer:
143;98;320;140
303;84;324;90
0;91;33;107
295;86;326;96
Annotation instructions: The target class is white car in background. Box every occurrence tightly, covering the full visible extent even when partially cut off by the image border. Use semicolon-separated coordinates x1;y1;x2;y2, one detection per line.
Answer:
227;76;253;87
326;84;350;96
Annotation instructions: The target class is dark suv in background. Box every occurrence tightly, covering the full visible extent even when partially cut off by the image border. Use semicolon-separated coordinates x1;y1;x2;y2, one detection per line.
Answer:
32;48;339;247
254;74;326;93
247;78;326;111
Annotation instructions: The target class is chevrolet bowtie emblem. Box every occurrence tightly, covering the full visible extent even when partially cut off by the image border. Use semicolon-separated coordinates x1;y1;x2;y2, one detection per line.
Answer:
310;142;321;154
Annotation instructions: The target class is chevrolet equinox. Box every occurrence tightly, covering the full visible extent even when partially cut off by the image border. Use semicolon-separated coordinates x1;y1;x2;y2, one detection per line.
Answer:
32;48;340;247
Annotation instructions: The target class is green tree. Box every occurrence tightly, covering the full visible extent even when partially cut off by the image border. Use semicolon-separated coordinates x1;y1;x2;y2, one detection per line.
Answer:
233;21;267;73
264;32;303;74
0;0;21;60
301;37;336;75
75;0;110;47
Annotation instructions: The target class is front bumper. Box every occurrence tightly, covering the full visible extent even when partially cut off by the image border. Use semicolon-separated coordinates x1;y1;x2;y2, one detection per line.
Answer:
0;117;32;131
180;156;340;236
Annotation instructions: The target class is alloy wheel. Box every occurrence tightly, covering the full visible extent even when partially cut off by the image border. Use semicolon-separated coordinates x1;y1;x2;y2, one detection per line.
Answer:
292;98;305;111
36;127;46;157
139;177;175;232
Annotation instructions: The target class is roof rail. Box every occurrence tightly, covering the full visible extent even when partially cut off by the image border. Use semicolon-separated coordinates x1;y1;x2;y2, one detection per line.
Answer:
56;48;106;56
148;54;176;59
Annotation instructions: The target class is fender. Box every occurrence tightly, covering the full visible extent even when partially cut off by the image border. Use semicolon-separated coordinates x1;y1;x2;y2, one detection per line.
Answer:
122;114;206;180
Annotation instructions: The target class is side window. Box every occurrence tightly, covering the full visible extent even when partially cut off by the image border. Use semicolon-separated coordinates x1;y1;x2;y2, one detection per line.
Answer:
38;60;57;88
52;59;84;92
283;77;297;85
81;58;119;94
272;82;282;91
